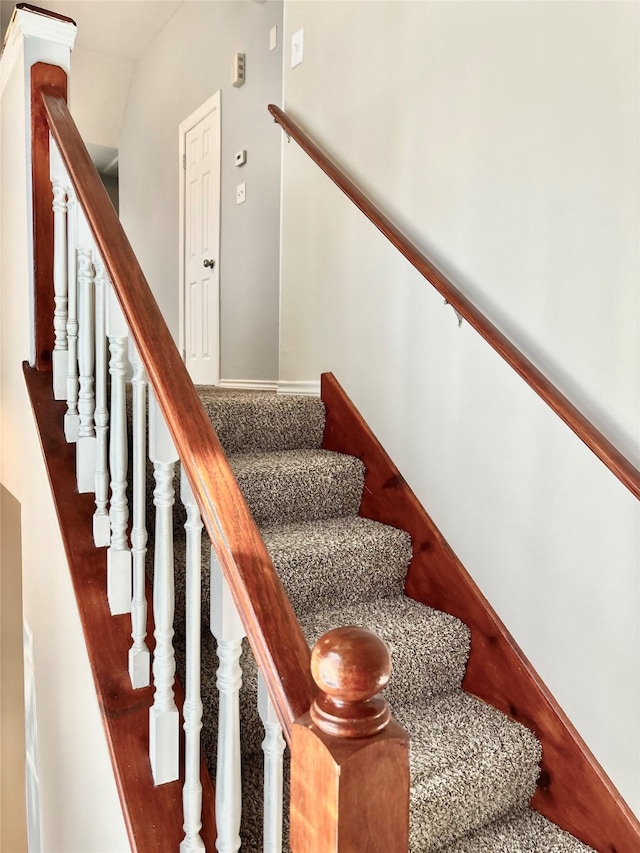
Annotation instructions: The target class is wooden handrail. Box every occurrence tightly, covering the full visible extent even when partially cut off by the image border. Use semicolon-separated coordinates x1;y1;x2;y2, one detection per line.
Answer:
40;84;314;740
269;104;640;502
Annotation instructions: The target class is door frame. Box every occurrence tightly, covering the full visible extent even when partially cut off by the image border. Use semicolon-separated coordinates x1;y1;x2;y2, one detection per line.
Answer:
178;91;221;369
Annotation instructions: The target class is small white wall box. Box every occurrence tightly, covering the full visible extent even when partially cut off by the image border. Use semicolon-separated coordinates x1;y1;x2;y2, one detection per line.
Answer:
235;150;247;167
291;29;304;68
232;53;245;87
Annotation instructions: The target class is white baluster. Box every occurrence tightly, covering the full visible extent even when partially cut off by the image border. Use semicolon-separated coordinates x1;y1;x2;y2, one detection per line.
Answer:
75;211;96;493
258;672;285;853
148;390;179;785
50;143;68;400
211;553;245;853
128;340;150;689
64;184;79;442
106;282;132;615
92;256;110;547
180;469;205;853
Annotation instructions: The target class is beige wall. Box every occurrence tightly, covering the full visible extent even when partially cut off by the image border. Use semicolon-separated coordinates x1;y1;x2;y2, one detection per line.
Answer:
280;0;640;813
1;485;27;852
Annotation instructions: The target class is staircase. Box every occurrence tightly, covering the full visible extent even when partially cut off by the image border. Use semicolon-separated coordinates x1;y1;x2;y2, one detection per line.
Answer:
7;12;639;847
164;385;595;852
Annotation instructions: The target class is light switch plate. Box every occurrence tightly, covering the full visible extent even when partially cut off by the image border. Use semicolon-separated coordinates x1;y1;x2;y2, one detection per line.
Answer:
291;28;303;68
270;26;277;52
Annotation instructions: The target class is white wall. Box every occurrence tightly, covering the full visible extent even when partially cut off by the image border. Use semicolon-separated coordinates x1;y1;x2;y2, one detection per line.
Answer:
0;0;181;155
0;22;129;852
119;0;283;382
69;43;134;149
280;1;640;813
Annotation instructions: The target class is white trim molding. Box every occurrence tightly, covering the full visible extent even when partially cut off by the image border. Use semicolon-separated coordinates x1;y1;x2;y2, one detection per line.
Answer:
277;380;320;397
13;6;77;49
217;379;278;392
1;5;76;95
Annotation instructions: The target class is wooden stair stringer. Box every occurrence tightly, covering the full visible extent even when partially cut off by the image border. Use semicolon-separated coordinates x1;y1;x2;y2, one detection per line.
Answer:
320;370;639;853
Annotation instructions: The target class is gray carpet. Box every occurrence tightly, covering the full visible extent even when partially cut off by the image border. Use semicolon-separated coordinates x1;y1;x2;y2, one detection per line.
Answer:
158;386;595;852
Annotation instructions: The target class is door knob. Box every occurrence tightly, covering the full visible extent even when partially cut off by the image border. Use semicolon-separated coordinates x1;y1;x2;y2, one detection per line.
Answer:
203;259;215;269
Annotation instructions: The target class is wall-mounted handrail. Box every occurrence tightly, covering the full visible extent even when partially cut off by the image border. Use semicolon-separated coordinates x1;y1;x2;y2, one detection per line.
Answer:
41;87;314;739
269;104;640;502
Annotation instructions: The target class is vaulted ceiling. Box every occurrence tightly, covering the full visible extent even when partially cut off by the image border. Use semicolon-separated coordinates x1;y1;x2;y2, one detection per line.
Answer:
1;1;184;59
1;1;184;166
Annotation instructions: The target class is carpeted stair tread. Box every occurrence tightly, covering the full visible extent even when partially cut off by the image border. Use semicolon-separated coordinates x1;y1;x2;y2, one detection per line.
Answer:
399;692;541;783
227;448;365;525
300;596;471;704
259;516;413;613
434;807;596;852
197;387;325;453
397;693;541;851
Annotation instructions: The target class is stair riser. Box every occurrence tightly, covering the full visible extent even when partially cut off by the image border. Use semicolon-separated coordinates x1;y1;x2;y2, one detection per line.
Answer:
230;452;366;526
262;517;413;614
198;390;326;454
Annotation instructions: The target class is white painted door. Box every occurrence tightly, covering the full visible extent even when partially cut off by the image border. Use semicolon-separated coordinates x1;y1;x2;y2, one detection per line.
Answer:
181;96;220;384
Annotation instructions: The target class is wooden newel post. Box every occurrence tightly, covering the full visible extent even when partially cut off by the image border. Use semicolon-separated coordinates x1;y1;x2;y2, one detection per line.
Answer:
290;627;410;853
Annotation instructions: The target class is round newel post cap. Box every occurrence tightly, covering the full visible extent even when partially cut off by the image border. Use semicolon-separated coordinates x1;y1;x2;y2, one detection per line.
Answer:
310;626;392;738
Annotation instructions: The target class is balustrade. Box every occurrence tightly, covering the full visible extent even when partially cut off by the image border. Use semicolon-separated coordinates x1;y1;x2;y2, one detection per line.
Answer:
148;390;180;785
75;210;96;493
258;673;286;853
92;256;110;546
106;282;132;614
50;143;68;401
180;470;205;853
128;340;150;689
64;183;80;443
210;555;244;853
41;94;406;853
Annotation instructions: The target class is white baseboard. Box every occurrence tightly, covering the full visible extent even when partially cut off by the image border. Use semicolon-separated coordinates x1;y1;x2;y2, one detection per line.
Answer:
217;379;278;392
277;380;321;397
